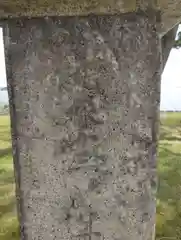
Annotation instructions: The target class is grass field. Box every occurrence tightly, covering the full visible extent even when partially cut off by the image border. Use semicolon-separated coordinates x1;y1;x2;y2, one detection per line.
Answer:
157;112;181;240
0;116;19;240
0;113;181;240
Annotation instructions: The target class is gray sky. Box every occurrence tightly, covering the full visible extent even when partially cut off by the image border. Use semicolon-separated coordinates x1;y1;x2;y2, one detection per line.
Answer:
160;25;181;111
0;27;181;110
0;28;6;87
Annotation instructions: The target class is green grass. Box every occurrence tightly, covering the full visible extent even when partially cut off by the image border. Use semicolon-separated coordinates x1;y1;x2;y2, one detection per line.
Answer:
1;113;181;240
0;115;20;240
156;112;181;240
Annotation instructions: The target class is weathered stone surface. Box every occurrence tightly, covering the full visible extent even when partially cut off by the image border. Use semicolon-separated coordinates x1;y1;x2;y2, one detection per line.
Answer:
159;0;181;36
4;13;161;240
0;0;157;17
0;0;181;36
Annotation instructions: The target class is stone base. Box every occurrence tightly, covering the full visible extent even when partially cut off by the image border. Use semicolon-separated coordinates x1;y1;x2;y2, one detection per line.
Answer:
4;13;161;240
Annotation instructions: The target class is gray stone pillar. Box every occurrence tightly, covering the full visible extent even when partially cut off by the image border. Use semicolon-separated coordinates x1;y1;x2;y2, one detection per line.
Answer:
4;13;161;240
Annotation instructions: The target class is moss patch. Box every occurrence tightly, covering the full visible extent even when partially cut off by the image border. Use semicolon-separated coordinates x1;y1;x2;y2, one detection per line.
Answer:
0;0;155;18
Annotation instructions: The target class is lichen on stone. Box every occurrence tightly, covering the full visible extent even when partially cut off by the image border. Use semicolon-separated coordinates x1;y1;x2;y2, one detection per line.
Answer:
0;0;137;17
1;0;181;36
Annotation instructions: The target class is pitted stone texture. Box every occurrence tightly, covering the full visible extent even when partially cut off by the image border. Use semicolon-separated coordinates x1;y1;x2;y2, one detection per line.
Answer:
0;0;157;17
5;14;161;240
1;0;181;37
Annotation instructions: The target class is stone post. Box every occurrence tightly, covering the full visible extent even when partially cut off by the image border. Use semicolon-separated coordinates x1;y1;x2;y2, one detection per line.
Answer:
3;11;161;240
